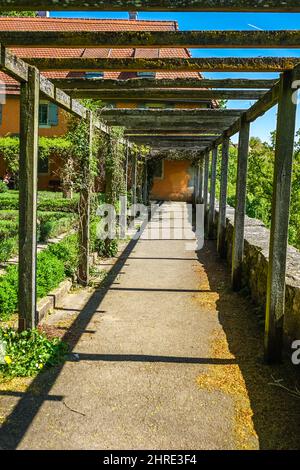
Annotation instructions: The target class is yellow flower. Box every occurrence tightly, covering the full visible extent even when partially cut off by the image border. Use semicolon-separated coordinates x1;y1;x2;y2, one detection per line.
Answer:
4;356;12;365
38;364;44;369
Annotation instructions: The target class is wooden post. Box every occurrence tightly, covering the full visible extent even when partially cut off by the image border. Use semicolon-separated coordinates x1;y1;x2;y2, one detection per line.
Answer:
18;66;39;331
203;150;210;234
132;152;137;205
217;137;230;258
125;140;129;202
208;146;218;239
194;161;200;204
143;161;148;205
231;116;250;291
199;155;204;204
78;111;93;287
264;71;297;363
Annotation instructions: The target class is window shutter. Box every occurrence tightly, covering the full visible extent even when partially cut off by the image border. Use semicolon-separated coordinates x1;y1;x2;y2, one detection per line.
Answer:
48;103;58;126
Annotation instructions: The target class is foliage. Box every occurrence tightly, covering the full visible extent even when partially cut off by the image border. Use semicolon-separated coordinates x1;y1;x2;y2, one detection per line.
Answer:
0;11;36;17
36;251;66;299
0;266;18;320
0;191;79;212
0;327;68;378
0;237;18;263
90;220;118;258
0;181;8;193
216;132;300;250
48;234;79;279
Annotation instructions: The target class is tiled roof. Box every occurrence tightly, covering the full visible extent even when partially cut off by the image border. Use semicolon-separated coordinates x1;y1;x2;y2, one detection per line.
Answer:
0;17;178;32
0;17;204;95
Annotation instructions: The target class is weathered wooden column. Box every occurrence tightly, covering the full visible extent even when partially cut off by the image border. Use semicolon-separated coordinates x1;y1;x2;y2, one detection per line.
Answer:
78;111;93;287
198;155;204;204
203;150;210;234
264;71;297;363
208;146;218;239
18;66;40;331
143;161;148;205
217;137;230;258
125;140;129;202
132;152;137;205
231;116;250;291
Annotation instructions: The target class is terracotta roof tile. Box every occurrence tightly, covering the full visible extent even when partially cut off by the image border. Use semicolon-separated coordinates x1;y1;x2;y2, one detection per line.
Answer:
0;17;177;32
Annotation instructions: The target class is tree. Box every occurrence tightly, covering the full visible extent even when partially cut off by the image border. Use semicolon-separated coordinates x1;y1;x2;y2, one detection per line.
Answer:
0;12;36;17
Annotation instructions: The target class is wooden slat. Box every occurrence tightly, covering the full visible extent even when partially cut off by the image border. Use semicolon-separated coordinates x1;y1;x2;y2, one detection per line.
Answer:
1;0;299;12
24;57;300;73
3;30;300;49
52;78;278;90
264;71;298;363
70;89;265;101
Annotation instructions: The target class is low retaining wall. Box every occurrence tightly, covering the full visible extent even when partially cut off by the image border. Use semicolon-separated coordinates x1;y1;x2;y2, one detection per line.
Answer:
215;205;300;346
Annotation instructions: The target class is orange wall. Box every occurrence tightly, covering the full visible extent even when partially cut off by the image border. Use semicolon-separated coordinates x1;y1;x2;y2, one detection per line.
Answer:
151;160;195;202
0;96;67;137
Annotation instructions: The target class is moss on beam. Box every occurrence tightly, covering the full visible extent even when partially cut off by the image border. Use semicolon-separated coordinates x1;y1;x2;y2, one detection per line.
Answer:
1;0;300;12
2;30;300;49
25;57;300;73
52;78;278;90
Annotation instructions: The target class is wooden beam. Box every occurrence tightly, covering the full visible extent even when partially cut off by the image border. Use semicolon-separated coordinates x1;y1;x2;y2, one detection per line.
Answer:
231;116;250;292
123;123;232;131
18;65;39;331
25;57;300;73
53;78;278;91
78;111;93;287
4;30;300;49
1;0;300;12
264;71;297;364
126;130;222;137
101;109;244;118
70;89;265;101
208;146;218;239
217;137;230;258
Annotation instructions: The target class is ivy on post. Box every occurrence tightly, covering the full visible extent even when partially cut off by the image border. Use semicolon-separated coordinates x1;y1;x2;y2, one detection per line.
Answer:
208;146;218;239
18;65;40;331
231;115;250;291
264;71;297;363
217;137;230;258
78;110;93;287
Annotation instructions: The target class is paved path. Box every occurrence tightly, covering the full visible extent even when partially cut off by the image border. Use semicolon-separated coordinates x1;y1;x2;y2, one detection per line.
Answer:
1;202;299;450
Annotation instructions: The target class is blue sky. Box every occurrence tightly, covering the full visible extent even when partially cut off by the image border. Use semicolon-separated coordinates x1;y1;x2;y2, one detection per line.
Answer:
51;11;300;143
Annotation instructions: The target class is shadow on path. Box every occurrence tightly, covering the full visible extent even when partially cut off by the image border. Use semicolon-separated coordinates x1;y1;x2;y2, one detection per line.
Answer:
197;241;300;450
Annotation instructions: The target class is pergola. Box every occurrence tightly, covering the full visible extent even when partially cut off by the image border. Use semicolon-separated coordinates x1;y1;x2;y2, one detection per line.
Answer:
0;1;299;364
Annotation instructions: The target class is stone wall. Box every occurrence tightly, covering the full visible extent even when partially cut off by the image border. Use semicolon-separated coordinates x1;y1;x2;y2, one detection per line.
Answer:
215;205;300;346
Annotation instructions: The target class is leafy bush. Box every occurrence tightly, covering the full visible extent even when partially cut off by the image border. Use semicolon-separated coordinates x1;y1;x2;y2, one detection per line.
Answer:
48;234;78;278
36;251;65;299
0;327;68;378
0;266;18;320
0;220;18;240
39;215;76;242
0;237;18;263
90;221;119;258
0;181;8;193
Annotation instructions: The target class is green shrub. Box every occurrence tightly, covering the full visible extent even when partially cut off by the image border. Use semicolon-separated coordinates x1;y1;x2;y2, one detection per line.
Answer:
0;181;8;193
39;215;76;242
0;220;18;240
36;251;65;299
90;221;119;258
48;234;78;278
0;237;18;263
0;266;18;320
0;327;68;377
0;210;18;221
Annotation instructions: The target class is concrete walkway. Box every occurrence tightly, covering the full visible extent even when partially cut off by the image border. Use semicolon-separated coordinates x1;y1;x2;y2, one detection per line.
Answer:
0;202;299;450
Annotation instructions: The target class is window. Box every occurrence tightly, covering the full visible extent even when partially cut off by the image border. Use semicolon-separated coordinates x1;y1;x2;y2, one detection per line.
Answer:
85;72;104;80
38;156;49;174
153;160;163;179
39;104;48;126
137;72;156;79
38;103;58;127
